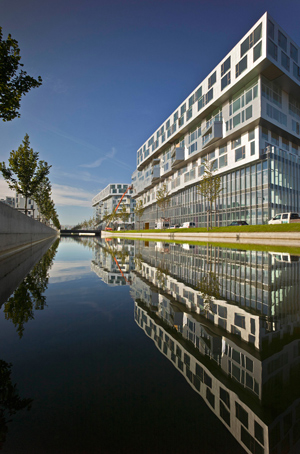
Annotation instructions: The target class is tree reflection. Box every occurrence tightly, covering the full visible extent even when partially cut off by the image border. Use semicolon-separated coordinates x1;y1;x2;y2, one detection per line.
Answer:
197;272;221;311
0;359;32;449
3;239;59;338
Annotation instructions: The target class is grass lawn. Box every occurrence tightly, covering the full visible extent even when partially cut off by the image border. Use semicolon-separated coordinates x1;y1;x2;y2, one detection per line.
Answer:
123;223;300;234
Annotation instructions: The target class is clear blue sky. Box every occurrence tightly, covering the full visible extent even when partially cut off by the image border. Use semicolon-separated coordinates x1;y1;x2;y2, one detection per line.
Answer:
1;0;300;225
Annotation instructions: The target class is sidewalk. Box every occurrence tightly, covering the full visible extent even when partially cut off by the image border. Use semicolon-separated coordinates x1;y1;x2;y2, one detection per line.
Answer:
101;230;300;247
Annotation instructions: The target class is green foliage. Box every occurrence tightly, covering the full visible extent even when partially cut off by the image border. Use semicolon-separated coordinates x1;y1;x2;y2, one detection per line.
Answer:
156;183;171;219
197;160;222;230
4;239;59;338
0;134;51;214
0;359;32;447
119;204;130;223
0;27;42;121
134;199;145;229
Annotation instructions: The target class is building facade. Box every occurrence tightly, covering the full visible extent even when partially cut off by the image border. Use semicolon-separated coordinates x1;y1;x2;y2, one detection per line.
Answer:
92;183;135;229
132;12;300;228
15;193;40;219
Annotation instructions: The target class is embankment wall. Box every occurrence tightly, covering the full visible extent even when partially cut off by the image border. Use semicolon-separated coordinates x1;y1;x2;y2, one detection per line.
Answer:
0;201;58;256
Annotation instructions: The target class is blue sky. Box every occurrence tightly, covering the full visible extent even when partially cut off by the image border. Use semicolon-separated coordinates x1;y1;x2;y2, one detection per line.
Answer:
1;0;300;225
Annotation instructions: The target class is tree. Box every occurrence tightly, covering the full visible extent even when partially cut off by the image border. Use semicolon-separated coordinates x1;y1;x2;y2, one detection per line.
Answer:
0;27;42;122
0;134;51;215
156;183;171;227
119;203;130;224
197;159;222;231
134;199;145;230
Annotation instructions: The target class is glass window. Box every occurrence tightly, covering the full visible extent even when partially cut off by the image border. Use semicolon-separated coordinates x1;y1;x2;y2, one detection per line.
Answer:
232;137;241;149
219;154;227;168
281;51;290;71
255;421;264;445
189;95;194;108
195;86;202;100
180;104;186;116
173;111;178;122
282;137;289;151
291;43;298;63
271;132;279;146
293;63;300;81
221;72;231;90
268;39;278;60
219;145;227;155
253;41;262;62
208;71;216;89
233;113;240;128
268;20;274;40
278;30;287;52
248;129;255;141
251;141;255;156
246;106;252;120
241;23;262;57
236;56;247;78
235;146;245;162
221;57;231;76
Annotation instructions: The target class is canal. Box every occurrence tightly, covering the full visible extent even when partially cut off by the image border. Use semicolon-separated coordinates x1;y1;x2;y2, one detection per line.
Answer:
1;237;300;453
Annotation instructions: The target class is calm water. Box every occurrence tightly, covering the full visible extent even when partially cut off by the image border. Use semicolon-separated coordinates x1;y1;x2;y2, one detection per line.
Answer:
1;237;300;453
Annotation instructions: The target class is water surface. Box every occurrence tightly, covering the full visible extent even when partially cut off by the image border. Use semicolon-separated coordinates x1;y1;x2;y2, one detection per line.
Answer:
1;237;300;453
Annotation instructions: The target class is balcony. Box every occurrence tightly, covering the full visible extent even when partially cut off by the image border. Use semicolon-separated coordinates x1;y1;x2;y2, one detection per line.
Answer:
202;120;223;148
171;146;185;168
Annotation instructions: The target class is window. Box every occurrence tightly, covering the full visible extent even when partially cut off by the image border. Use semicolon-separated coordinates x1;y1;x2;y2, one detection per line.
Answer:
235;313;246;328
206;88;213;103
219;145;227;155
291;43;298;62
278;30;287;52
180;104;186;116
236;56;247;78
293;63;300;81
281;51;290;71
271;132;279;146
246;105;252;120
262;127;268;141
221;72;231;90
266;104;287;126
186;107;193;121
236;402;249;428
250;141;255;156
219;154;227;168
241;23;262;57
235;146;245;162
268;20;274;40
195;86;202;100
282;138;289;151
189;95;194;108
253;41;262;62
248;130;255;141
232;137;241;149
255;421;264;446
208;71;216;89
233;113;240;128
173;111;178;122
221;56;231;76
268;39;278;60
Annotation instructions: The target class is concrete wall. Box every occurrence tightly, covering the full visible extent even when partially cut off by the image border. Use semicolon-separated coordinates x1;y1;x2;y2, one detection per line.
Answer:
0;201;58;255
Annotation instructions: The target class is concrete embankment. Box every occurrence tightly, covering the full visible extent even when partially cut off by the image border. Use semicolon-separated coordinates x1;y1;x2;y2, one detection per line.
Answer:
0;201;58;258
102;230;300;247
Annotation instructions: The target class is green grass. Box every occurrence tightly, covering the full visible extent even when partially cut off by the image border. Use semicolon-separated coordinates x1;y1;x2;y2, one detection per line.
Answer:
123;223;300;234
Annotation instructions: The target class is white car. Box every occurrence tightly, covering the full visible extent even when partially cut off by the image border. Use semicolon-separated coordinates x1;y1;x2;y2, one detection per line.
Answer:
268;212;300;224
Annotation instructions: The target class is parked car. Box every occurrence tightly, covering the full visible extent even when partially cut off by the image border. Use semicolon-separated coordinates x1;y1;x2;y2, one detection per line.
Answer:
169;224;180;229
179;222;196;228
105;226;113;231
268;212;300;224
229;221;248;226
117;226;125;231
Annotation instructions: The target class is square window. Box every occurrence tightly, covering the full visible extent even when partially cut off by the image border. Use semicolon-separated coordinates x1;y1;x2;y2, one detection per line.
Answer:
278;30;287;52
253;41;262;62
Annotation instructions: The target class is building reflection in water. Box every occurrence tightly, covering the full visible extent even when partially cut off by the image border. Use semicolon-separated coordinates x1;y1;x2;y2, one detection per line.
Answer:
91;238;135;286
128;240;300;454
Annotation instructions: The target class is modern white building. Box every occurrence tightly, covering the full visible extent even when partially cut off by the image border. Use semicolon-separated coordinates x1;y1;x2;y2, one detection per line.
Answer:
15;193;40;219
132;12;300;227
92;183;135;229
